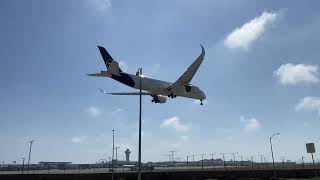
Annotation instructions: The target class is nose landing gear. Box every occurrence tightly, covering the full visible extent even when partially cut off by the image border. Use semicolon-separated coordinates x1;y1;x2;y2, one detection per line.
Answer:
168;93;177;99
200;100;203;105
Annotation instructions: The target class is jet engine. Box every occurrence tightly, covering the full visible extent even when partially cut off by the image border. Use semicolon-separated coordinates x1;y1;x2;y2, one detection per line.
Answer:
185;85;199;93
151;95;167;104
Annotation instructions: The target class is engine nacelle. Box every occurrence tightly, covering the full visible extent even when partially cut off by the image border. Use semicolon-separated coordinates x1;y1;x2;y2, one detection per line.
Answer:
185;85;200;93
151;95;167;104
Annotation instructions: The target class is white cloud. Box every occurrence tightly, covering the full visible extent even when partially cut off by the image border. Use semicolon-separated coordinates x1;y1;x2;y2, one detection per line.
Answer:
224;11;277;50
295;96;320;115
180;135;189;141
71;136;87;144
240;116;261;132
161;116;190;132
274;64;319;85
87;106;102;117
226;136;234;141
92;0;112;12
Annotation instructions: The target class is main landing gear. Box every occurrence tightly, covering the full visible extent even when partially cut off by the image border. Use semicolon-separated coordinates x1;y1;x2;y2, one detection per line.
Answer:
168;93;177;99
200;100;203;105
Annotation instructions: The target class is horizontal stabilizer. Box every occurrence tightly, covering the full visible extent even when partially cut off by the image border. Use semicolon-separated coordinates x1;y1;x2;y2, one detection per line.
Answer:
86;72;111;77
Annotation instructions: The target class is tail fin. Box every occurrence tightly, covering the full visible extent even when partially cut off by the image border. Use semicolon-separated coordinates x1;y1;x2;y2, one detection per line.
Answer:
97;46;123;73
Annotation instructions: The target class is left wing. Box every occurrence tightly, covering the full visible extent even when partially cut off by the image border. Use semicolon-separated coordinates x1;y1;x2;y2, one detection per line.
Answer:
169;45;205;89
107;92;154;96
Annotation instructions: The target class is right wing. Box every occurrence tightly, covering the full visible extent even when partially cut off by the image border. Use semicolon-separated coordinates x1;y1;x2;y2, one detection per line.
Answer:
168;45;205;89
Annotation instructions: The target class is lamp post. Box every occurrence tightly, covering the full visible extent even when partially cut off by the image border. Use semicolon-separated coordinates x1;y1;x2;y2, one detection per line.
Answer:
201;154;206;171
21;158;25;174
108;157;111;171
169;150;175;167
239;155;244;166
301;156;305;168
230;152;238;166
192;155;195;169
27;140;34;174
137;68;142;180
251;156;254;168
186;156;189;170
2;161;4;175
222;153;226;168
270;133;280;180
210;153;215;167
112;130;115;180
258;155;264;168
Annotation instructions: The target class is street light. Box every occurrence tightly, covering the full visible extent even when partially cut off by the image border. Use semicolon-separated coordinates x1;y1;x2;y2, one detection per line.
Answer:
270;133;280;180
301;156;305;168
251;156;254;168
27;140;35;174
21;158;25;174
169;150;175;167
2;161;4;175
201;154;206;171
230;152;238;166
137;68;143;180
112;130;115;180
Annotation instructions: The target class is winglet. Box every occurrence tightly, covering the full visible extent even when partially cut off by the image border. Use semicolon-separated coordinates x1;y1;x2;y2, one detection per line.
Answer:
200;44;205;57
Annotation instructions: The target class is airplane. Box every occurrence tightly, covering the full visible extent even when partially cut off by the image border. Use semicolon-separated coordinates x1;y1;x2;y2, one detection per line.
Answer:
87;45;207;105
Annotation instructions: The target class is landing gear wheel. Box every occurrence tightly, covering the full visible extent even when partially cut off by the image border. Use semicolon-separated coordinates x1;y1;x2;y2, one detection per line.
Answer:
200;100;203;105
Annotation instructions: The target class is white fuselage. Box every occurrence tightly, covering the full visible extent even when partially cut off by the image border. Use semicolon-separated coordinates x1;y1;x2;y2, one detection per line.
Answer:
120;73;206;100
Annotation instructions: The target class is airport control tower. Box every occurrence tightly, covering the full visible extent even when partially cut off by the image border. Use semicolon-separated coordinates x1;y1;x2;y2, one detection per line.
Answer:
125;149;131;163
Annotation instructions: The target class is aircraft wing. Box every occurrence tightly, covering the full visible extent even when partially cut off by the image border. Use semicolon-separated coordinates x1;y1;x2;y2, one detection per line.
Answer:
169;45;205;88
107;92;154;96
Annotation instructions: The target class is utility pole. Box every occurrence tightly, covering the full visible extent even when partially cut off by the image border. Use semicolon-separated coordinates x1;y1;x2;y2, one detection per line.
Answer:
2;161;4;175
169;150;175;167
210;153;215;167
112;130;115;180
27;140;34;174
264;157;268;167
192;155;195;168
281;156;286;168
258;155;264;168
201;154;205;171
301;156;305;168
251;156;254;168
230;152;238;166
137;68;142;180
186;156;189;170
239;155;244;166
21;158;25;174
270;132;280;180
222;153;226;168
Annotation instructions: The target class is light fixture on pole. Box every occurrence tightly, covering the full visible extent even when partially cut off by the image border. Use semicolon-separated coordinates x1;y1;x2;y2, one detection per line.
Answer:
270;132;280;180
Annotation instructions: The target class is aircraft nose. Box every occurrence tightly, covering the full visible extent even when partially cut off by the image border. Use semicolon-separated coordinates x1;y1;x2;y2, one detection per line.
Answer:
200;91;206;100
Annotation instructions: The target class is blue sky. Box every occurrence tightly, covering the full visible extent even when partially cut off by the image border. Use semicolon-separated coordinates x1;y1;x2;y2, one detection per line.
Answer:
1;0;320;164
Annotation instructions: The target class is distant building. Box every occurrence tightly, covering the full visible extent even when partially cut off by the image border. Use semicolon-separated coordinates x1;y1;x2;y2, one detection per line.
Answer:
38;162;72;169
